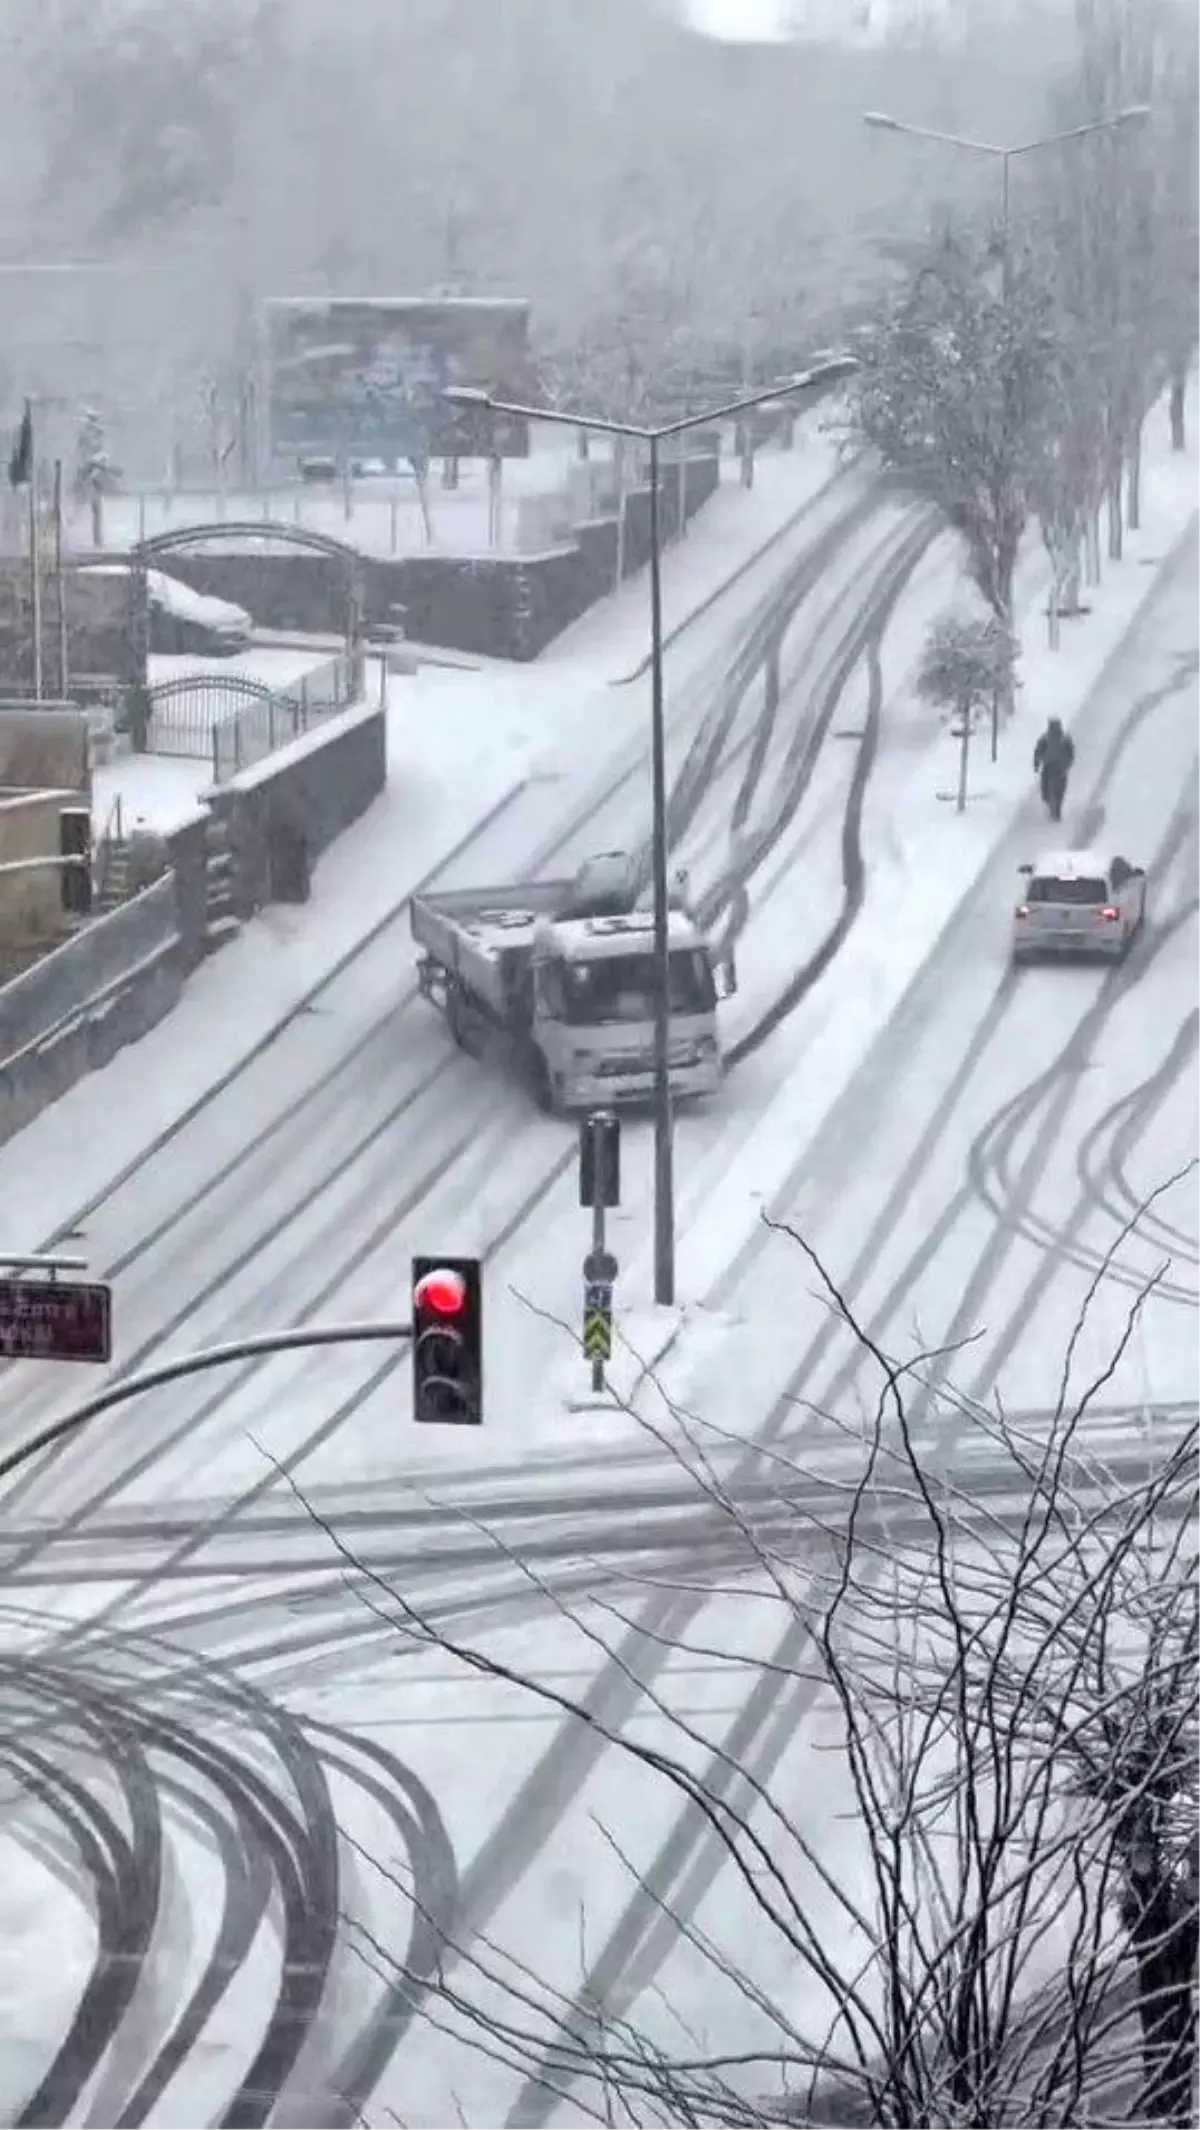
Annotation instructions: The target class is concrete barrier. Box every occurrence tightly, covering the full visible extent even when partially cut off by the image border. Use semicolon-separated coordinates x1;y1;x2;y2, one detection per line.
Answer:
0;689;387;1146
206;696;387;921
0;874;184;1147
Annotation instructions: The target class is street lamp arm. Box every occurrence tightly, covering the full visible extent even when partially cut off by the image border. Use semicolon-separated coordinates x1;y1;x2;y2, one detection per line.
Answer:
0;1319;413;1487
652;360;858;439
443;387;649;441
864;111;1006;158
864;104;1151;165
444;359;856;445
1007;106;1151;158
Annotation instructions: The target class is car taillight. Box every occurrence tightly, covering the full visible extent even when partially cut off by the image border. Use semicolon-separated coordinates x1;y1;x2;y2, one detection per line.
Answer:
1098;905;1120;922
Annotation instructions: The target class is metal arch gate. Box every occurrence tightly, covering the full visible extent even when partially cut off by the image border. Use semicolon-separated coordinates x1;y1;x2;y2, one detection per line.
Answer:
145;672;304;773
126;517;367;749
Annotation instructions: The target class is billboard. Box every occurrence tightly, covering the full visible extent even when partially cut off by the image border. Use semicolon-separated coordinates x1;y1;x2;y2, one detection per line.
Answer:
262;297;535;465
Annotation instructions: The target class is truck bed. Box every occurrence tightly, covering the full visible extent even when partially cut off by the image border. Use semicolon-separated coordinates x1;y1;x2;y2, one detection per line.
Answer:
411;878;575;1018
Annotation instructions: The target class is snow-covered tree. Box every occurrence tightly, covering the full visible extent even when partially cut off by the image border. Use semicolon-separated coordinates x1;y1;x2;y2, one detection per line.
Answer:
1027;320;1107;638
1037;0;1198;546
916;607;1016;809
853;229;1062;707
73;406;121;549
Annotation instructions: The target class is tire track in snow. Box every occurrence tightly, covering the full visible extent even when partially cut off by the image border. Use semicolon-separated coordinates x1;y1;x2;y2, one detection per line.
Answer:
0;1641;453;2130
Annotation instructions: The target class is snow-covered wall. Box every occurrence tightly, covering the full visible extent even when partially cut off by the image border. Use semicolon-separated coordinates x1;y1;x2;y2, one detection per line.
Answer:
206;697;387;923
0;874;184;1149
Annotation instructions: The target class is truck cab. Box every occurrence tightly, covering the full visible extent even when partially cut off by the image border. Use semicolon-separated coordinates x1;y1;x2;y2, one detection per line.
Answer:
529;908;723;1110
410;850;732;1112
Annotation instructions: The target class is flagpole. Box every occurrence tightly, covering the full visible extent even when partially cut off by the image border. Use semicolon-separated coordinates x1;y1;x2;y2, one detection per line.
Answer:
28;403;43;701
53;457;68;699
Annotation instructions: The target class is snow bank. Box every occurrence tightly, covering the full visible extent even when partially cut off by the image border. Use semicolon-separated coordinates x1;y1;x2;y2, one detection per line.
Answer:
92;755;212;836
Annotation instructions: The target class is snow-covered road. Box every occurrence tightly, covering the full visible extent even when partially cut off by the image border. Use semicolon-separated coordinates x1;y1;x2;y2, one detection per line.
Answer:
0;451;1194;2126
0;476;940;1525
0;463;949;2125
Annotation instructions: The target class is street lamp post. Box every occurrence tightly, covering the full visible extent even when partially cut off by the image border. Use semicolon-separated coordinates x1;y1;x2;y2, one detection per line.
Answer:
863;106;1151;300
446;360;856;1307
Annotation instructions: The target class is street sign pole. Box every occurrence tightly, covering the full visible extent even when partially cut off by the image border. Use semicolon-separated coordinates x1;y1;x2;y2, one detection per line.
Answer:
589;1195;607;1395
579;1111;620;1395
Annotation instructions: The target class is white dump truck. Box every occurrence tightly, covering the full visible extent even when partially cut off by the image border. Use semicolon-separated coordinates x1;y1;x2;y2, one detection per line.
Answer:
411;851;734;1111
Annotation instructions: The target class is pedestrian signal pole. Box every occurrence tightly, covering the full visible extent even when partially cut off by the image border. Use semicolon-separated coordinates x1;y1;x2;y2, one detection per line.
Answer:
579;1110;621;1394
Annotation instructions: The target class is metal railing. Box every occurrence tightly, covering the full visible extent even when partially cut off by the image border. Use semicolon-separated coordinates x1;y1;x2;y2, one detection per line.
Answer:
143;651;356;774
209;651;355;788
210;651;356;782
146;673;256;759
93;793;125;908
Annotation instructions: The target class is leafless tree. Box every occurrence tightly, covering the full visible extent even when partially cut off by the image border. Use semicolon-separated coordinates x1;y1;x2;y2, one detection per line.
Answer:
1037;0;1198;558
293;1217;1197;2128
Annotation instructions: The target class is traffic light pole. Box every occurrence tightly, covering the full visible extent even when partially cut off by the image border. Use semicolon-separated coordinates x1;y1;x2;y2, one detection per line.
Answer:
0;1320;413;1487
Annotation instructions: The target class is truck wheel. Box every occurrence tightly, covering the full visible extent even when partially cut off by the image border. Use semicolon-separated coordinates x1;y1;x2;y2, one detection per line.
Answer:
531;1053;557;1113
446;988;472;1052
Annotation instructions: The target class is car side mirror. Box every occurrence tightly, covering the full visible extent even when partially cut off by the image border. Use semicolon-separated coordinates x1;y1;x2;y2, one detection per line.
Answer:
1017;863;1033;876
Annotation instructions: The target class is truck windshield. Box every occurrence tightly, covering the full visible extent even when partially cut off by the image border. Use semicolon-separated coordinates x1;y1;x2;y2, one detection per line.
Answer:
558;949;715;1025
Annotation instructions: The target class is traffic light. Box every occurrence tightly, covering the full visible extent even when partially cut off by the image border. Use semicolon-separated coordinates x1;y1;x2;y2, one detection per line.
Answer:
411;1256;483;1425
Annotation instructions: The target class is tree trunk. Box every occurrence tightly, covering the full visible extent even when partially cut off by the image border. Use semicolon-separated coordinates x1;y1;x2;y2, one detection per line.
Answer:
1126;1873;1198;2127
1107;471;1123;562
1061;536;1083;615
414;471;434;546
993;556;1016;721
1041;533;1061;650
90;490;104;549
440;457;460;490
576;428;590;462
1126;421;1143;531
955;692;971;814
1169;374;1186;452
1085;508;1102;585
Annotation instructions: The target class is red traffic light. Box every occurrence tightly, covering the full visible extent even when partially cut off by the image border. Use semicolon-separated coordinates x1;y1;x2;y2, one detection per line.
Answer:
414;1265;468;1317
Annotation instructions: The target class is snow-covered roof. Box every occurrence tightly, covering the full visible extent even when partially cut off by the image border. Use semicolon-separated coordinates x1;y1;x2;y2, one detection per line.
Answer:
75;563;251;634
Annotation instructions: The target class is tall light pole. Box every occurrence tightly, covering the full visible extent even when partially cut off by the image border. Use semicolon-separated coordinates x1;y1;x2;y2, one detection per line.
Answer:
446;360;856;1306
863;107;1151;298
